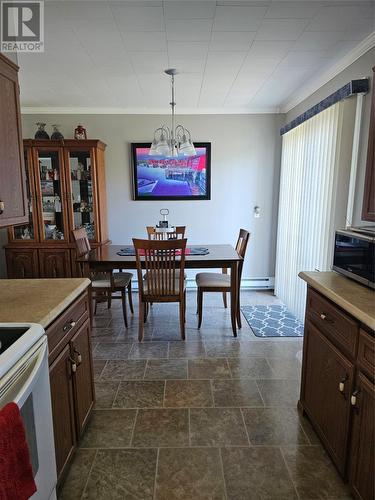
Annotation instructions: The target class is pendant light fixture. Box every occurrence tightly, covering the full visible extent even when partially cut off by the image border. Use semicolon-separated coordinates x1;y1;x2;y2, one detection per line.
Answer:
149;69;196;158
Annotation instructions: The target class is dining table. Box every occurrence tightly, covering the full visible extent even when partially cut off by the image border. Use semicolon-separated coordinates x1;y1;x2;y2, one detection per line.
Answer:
78;244;242;336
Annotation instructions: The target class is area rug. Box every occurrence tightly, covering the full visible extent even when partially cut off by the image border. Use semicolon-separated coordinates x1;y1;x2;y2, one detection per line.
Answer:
241;305;304;337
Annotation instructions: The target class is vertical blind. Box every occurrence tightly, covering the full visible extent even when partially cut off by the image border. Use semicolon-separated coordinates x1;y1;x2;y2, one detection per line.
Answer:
275;102;346;321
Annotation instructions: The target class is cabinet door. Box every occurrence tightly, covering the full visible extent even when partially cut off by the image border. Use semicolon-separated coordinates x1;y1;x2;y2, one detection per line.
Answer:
5;248;39;278
49;343;76;479
0;54;27;227
70;320;95;436
302;320;354;474
65;148;97;242
8;147;40;241
362;67;375;221
33;147;69;242
349;373;374;500
39;248;71;278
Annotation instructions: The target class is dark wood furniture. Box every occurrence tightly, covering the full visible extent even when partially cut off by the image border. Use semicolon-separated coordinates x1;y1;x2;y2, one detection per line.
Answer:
146;226;186;240
5;139;109;278
300;286;374;500
78;243;242;336
134;238;187;341
46;288;95;484
0;54;28;227
72;227;133;326
362;66;375;221
196;229;250;329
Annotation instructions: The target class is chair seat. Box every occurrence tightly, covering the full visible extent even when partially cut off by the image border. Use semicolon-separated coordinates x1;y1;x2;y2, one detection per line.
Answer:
143;269;187;279
91;279;111;288
113;272;133;288
196;272;231;288
143;278;186;294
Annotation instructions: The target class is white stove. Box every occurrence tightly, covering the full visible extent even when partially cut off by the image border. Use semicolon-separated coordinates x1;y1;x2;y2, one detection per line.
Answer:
0;323;57;500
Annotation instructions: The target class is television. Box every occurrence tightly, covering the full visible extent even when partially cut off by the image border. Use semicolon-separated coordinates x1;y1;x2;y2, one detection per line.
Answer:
131;142;211;200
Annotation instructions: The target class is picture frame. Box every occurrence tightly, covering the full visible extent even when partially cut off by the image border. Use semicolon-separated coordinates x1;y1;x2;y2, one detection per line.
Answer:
131;142;211;201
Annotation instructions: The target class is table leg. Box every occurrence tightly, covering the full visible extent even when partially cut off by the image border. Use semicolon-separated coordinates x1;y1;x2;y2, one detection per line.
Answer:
230;261;238;337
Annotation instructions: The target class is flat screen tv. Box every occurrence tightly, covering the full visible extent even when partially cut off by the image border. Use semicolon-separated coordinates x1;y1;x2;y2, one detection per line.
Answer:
131;142;211;200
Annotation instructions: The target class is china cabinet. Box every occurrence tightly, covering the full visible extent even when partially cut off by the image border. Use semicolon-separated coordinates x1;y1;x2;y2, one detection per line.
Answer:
6;139;108;278
0;54;28;227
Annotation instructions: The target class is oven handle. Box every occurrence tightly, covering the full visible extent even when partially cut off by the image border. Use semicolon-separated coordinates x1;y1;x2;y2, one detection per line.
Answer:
14;340;48;407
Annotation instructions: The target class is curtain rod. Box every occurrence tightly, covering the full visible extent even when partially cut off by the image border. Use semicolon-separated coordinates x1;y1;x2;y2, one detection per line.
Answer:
280;79;369;135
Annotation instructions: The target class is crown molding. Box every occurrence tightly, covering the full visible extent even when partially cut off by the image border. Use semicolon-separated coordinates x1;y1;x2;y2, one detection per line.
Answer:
281;31;375;114
20;106;279;115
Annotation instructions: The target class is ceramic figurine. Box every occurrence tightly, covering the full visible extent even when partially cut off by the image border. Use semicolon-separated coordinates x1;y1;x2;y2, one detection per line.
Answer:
51;124;64;140
74;124;87;140
34;122;50;140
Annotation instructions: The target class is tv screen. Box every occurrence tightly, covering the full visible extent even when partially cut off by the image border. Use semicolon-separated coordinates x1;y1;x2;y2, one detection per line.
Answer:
131;142;211;200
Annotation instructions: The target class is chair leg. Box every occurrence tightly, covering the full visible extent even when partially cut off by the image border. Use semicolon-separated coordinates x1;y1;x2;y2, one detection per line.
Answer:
121;289;128;328
138;301;144;341
184;291;186;323
179;299;186;340
107;292;112;309
237;289;242;328
222;292;227;309
127;282;134;314
94;297;98;316
144;302;149;323
197;288;203;329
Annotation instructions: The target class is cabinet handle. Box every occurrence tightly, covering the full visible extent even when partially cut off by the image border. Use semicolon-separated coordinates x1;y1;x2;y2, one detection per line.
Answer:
69;356;77;373
339;375;348;394
0;200;4;215
320;312;334;324
63;320;76;332
351;389;361;407
74;348;82;365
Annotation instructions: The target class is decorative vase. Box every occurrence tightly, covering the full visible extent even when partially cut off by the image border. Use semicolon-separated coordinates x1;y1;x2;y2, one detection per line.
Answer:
74;124;87;140
34;122;50;140
51;124;64;140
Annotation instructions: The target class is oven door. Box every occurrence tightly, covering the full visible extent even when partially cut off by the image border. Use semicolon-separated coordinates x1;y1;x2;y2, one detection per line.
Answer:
0;336;57;500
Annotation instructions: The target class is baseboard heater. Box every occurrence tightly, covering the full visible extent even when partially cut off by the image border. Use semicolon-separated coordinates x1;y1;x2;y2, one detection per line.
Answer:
130;277;275;291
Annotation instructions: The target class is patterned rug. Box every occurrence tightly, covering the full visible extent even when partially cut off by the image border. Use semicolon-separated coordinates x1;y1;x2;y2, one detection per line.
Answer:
241;305;304;337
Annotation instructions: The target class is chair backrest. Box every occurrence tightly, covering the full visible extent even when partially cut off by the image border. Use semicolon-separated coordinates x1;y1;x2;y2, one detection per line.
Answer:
146;226;186;240
235;229;250;280
72;227;91;257
133;238;187;298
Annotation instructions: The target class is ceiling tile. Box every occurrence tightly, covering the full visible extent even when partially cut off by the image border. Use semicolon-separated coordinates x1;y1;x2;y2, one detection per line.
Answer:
256;19;308;41
166;19;213;41
293;31;345;51
204;51;247;76
265;1;320;19
129;51;169;74
247;41;293;59
122;32;167;51
210;31;256;51
110;4;164;31
213;5;267;31
306;4;374;32
164;1;216;19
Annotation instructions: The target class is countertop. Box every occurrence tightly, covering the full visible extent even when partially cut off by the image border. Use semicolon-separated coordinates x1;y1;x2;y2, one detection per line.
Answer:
299;271;375;331
0;278;91;328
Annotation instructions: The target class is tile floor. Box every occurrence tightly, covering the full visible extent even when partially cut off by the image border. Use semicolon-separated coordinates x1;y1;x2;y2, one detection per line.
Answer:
58;290;352;500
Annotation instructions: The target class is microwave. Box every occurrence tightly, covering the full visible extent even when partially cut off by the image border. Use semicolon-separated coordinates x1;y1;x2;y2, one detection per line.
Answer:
333;229;375;289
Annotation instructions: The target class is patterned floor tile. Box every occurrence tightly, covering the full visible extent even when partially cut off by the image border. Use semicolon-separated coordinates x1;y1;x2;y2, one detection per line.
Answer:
190;408;249;446
164;380;213;407
132;409;189;447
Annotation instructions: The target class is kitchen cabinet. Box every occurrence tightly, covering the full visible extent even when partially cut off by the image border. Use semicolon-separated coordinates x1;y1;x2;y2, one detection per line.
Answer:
6;139;109;278
47;290;95;483
300;286;375;500
0;54;28;227
5;247;39;278
362;67;375;221
303;320;354;474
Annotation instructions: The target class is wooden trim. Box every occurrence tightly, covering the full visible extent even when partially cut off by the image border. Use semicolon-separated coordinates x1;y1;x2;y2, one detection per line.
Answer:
362;66;375;221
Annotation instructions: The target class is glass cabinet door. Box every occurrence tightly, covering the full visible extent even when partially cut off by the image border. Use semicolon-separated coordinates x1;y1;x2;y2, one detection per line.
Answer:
11;150;39;241
67;150;96;240
36;149;67;241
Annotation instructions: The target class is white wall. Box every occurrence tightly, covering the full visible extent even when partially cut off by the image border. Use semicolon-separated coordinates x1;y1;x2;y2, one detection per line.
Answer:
5;113;283;280
285;47;375;226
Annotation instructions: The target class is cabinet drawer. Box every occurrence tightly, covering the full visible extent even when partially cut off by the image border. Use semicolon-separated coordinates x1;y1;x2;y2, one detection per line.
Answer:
307;288;358;357
358;330;375;381
47;292;89;359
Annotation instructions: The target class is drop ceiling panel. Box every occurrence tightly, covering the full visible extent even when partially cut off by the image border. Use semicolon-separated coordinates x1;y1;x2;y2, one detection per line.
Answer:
19;0;375;112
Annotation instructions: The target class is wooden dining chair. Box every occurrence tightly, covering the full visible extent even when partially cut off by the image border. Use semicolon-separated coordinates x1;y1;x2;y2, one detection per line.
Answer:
133;238;187;341
146;226;186;240
72;228;134;327
195;229;250;329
